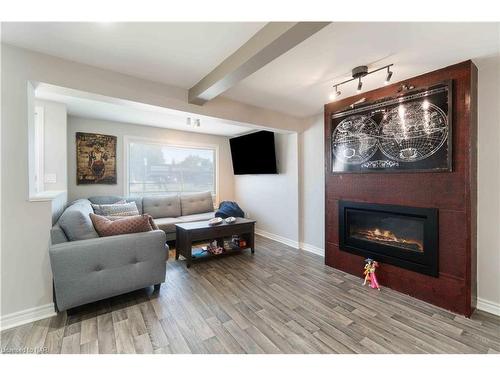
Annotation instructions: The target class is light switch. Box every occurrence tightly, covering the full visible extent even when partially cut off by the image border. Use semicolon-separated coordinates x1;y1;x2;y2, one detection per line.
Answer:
44;173;57;184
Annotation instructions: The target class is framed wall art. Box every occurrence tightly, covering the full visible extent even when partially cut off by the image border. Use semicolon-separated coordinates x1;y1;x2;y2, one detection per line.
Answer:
331;81;452;173
76;132;117;184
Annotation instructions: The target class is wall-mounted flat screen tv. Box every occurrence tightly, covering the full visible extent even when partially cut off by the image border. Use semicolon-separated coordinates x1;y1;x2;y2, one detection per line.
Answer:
229;131;278;175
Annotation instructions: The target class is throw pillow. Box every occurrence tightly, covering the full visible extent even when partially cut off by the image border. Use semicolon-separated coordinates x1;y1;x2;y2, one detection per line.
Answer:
91;201;139;217
90;213;154;237
106;215;159;230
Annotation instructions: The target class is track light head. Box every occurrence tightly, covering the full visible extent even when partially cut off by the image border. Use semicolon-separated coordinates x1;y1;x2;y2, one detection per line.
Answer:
357;78;363;93
330;85;342;101
385;67;393;84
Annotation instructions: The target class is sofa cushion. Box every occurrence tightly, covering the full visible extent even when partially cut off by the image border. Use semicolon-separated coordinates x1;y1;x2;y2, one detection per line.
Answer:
153;217;181;233
180;192;214;216
51;224;68;245
180;212;215;223
58;199;99;241
88;196;143;214
90;213;153;237
92;201;140;217
143;195;181;219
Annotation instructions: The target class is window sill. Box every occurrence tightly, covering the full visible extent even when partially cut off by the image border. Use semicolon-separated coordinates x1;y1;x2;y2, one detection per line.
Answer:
29;190;67;202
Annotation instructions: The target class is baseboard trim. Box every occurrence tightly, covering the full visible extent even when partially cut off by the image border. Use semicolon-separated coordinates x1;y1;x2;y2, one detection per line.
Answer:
254;229;326;258
0;303;56;331
477;297;500;316
299;242;325;257
255;229;299;249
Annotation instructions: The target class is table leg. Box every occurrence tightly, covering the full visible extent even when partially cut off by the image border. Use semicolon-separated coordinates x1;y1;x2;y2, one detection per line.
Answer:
175;228;181;260
250;228;255;254
185;234;192;268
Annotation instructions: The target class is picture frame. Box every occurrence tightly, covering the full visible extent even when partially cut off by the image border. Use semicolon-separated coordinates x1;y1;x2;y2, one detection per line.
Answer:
330;81;452;173
76;132;117;184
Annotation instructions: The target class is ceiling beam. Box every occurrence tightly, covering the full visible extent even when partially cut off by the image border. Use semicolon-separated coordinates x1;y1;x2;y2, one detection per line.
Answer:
188;22;330;105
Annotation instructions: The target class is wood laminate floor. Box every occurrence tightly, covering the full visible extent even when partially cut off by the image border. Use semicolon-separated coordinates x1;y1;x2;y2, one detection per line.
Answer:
1;235;500;354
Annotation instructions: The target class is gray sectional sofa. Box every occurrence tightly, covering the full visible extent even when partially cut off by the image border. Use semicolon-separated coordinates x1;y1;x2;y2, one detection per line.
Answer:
49;191;215;311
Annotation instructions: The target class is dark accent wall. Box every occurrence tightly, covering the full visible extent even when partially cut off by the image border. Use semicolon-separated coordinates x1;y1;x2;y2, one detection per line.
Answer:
324;61;477;316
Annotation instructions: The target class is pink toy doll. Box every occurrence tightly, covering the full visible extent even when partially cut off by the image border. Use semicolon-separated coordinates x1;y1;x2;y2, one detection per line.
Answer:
362;258;372;286
369;261;380;290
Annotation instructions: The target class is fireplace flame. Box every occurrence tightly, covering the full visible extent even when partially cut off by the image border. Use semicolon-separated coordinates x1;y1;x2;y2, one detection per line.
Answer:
353;227;423;252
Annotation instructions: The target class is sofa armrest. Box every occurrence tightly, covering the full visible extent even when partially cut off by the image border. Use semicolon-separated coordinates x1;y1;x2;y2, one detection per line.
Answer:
49;230;167;310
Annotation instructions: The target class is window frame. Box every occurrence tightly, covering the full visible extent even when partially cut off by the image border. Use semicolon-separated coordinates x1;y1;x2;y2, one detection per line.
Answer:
123;136;219;205
33;105;45;194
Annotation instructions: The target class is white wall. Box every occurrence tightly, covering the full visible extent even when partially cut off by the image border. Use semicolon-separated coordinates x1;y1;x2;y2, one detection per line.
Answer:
234;133;299;246
35;99;67;192
67;116;235;204
0;42;304;322
476;54;500;311
298;114;325;254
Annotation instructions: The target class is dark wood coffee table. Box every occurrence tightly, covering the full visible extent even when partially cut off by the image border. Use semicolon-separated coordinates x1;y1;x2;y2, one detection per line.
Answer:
175;218;256;268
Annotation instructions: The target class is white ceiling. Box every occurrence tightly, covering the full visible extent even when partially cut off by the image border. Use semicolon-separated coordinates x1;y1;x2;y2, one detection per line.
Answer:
4;22;500;118
224;22;500;116
2;22;265;88
35;85;254;137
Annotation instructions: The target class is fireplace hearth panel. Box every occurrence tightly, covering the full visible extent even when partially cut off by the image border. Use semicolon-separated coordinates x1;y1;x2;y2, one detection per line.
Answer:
339;201;438;276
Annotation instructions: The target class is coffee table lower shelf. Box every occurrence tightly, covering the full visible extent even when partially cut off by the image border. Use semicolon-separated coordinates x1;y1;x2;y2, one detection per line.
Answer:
175;218;256;268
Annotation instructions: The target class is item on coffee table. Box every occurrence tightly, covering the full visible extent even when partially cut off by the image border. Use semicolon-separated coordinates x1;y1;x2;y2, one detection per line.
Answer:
231;235;240;246
239;239;247;248
207;240;224;255
208;217;223;226
223;239;233;251
224;216;236;224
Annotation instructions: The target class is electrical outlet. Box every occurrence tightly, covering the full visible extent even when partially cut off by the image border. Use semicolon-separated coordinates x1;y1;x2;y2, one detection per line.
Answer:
44;173;57;184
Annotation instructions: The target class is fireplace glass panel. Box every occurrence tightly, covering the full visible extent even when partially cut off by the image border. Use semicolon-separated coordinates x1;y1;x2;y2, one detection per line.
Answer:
346;209;425;253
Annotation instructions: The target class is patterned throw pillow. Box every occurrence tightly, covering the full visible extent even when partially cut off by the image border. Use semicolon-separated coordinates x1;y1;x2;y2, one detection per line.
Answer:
91;201;139;217
107;214;159;230
90;213;153;237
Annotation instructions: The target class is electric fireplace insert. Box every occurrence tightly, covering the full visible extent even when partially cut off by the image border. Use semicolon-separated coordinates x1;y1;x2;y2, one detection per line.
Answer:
339;201;438;276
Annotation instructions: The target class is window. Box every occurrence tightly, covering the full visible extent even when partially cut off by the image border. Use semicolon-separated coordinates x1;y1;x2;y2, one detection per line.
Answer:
126;139;216;198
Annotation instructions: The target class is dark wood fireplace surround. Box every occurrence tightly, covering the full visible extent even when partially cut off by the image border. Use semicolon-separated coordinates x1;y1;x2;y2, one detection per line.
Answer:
324;61;477;316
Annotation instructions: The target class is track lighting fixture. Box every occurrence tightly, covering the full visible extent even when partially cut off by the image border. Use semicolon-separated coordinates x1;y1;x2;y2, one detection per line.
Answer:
330;63;394;100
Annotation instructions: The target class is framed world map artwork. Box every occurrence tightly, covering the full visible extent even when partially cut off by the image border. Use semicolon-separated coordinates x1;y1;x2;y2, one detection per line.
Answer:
331;81;452;173
76;132;117;184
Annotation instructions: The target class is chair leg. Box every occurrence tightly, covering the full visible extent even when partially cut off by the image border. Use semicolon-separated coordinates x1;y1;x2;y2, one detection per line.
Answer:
52;280;60;313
